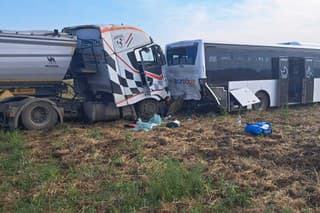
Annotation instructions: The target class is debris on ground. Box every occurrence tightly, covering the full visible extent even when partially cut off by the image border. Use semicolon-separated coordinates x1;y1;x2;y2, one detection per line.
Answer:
133;114;162;131
124;123;137;128
237;114;242;126
164;115;172;120
166;119;181;128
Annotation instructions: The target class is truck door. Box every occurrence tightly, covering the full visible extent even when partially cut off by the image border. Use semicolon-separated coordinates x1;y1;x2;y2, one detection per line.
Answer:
302;58;314;103
137;45;166;95
277;57;289;106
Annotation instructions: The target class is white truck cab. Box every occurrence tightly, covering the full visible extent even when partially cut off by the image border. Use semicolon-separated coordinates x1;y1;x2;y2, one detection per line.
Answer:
63;25;169;120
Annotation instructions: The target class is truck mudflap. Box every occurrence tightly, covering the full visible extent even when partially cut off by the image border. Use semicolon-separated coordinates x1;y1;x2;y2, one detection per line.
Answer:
229;87;260;108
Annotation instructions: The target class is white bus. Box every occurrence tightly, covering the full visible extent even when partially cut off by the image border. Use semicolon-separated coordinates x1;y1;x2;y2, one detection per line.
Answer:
165;40;320;111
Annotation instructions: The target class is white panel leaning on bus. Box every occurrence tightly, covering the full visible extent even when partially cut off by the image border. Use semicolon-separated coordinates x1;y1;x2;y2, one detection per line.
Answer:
165;39;320;111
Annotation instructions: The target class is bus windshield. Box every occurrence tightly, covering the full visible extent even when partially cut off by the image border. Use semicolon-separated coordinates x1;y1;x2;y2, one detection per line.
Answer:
167;45;198;66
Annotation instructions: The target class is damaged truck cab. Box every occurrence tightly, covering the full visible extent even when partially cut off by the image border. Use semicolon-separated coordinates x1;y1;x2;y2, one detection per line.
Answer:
0;25;169;130
63;25;169;121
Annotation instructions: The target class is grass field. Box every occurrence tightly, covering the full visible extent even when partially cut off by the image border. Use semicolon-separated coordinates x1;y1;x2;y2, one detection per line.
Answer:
1;105;320;212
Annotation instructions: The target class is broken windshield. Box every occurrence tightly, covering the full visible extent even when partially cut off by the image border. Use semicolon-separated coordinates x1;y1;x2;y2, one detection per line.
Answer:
167;45;198;66
128;44;165;75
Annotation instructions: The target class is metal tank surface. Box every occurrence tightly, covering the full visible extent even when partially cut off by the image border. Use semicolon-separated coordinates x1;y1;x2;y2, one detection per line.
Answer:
0;30;77;83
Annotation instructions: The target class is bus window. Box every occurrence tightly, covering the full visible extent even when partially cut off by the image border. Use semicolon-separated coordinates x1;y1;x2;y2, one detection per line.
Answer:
257;57;264;62
167;45;198;66
265;57;270;63
205;47;273;85
233;56;246;69
215;48;232;70
209;56;217;63
246;51;272;78
255;56;265;73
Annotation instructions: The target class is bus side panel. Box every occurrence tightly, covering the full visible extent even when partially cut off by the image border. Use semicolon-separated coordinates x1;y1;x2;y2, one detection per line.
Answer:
313;78;320;102
228;80;278;107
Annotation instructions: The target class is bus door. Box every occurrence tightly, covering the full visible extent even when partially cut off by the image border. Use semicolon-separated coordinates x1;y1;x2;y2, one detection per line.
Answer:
288;57;305;103
302;58;314;103
277;57;289;106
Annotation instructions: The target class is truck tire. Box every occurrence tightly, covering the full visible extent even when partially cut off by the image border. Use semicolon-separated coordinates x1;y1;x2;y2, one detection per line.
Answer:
21;101;58;130
135;99;159;121
253;91;269;111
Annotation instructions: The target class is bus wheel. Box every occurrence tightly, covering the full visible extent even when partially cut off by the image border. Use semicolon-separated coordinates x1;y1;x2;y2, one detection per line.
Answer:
21;102;58;130
135;99;159;121
253;91;269;111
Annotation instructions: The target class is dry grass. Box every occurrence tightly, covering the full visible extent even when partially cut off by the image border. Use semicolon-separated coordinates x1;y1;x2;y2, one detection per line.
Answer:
1;104;320;212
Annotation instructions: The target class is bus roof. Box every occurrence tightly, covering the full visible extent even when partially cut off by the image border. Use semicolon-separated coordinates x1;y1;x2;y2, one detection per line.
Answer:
166;39;320;51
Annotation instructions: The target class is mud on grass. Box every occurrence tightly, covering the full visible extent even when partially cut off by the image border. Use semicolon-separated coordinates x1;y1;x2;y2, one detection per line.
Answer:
1;105;320;212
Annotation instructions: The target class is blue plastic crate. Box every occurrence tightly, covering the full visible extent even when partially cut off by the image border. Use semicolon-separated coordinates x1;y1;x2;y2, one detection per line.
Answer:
245;122;272;136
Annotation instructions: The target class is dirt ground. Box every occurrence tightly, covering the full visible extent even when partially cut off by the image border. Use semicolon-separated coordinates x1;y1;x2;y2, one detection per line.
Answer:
1;104;320;212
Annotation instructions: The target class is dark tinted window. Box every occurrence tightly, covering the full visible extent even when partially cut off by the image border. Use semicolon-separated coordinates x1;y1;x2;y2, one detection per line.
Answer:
167;45;198;66
205;46;272;85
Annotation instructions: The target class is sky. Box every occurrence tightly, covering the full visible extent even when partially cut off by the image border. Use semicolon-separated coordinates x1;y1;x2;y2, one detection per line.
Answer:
1;0;320;46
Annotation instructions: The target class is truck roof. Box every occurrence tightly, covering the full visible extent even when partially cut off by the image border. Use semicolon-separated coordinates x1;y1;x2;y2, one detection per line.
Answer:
0;29;75;40
62;24;146;35
62;24;101;32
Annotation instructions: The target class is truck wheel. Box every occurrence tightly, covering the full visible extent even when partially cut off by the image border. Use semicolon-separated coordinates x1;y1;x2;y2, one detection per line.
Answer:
21;102;58;130
253;91;269;111
135;99;159;121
